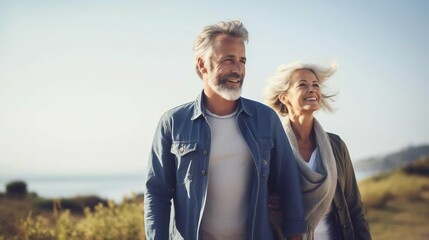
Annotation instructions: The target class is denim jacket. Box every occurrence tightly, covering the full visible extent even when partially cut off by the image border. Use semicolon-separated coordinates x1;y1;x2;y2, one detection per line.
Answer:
144;91;307;240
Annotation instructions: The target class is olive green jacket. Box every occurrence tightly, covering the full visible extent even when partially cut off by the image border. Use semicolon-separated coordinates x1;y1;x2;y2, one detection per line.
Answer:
271;133;371;240
328;133;372;240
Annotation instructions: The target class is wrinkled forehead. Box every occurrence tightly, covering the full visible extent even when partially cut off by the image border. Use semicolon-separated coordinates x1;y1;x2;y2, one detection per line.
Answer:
212;35;246;54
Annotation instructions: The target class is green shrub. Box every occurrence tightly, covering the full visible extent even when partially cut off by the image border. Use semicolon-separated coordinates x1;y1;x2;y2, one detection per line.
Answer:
6;181;28;198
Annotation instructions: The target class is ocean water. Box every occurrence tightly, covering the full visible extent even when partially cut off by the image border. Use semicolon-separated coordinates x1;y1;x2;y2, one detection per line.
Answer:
355;170;378;181
0;174;146;203
0;170;373;203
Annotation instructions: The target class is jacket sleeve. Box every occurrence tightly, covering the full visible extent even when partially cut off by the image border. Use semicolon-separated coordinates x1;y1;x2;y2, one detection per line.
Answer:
269;114;307;236
144;114;176;240
335;135;372;240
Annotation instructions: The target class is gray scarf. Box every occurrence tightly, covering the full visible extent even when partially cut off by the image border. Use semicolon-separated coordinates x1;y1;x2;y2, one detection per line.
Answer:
282;118;337;240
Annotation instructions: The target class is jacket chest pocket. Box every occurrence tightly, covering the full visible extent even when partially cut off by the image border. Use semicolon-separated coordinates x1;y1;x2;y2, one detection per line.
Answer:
260;137;274;179
171;141;198;185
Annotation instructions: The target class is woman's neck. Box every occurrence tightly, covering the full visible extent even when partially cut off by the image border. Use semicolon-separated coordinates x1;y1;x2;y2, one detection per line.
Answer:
289;114;314;142
288;114;316;162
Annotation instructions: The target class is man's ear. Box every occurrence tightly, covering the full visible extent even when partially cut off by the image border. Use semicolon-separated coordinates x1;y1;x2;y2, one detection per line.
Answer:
197;58;208;75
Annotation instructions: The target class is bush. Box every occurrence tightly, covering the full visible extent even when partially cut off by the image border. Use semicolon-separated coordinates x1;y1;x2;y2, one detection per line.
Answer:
403;156;429;176
35;196;108;214
14;197;145;240
6;181;27;198
72;196;109;211
75;200;145;239
36;199;83;214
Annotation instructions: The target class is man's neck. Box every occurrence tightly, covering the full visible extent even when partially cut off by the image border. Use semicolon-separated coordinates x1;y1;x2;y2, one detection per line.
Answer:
203;92;238;116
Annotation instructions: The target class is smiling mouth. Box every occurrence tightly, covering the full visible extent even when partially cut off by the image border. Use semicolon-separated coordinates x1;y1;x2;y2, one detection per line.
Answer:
304;97;317;101
223;76;241;84
223;73;242;84
227;79;241;83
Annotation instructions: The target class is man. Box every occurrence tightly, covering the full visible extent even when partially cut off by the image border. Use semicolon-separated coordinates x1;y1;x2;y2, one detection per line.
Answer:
144;20;306;240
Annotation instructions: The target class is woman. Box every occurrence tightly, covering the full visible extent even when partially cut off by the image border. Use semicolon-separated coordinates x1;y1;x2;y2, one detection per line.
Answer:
264;61;371;240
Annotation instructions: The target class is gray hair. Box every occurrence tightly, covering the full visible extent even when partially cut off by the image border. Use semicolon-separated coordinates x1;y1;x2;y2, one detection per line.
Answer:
193;20;249;79
264;61;337;115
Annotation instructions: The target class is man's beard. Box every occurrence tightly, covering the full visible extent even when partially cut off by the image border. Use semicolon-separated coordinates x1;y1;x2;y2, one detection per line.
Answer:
208;73;243;101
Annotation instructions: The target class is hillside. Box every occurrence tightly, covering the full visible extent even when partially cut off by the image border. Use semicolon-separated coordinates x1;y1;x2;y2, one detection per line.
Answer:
354;144;429;176
359;156;429;239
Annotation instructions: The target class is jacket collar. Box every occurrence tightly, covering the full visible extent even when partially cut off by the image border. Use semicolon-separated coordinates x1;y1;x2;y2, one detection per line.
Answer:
191;90;252;120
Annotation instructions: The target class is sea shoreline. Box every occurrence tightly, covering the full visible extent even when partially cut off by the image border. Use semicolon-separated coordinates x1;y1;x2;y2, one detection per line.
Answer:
0;174;146;203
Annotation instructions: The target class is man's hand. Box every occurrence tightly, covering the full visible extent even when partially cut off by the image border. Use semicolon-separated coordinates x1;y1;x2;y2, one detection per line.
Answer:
268;194;282;217
287;236;303;240
269;194;304;240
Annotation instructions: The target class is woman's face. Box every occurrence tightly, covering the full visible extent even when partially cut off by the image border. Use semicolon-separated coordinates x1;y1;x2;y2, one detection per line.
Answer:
280;69;321;116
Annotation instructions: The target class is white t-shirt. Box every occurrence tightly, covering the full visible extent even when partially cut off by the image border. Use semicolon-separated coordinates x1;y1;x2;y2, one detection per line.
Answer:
201;109;252;240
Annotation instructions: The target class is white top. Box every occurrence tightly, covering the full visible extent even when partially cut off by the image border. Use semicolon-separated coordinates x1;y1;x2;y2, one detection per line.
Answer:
306;148;337;240
201;109;252;240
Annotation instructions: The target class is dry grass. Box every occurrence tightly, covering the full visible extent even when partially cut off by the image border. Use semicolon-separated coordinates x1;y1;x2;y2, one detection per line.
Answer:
359;167;429;240
0;194;146;240
360;170;429;208
0;194;38;237
365;198;429;239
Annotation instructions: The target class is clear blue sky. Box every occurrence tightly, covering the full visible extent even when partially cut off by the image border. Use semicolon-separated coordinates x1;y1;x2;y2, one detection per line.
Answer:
1;0;428;177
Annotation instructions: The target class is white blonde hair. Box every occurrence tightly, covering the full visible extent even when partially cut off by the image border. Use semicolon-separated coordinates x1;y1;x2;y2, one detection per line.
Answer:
264;61;337;115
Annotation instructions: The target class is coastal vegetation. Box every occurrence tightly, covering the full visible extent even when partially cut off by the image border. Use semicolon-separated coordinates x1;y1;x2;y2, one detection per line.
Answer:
1;156;428;239
359;156;429;239
0;191;145;240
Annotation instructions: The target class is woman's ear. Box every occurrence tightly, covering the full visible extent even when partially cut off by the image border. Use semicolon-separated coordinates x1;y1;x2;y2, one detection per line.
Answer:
197;58;207;75
278;93;288;105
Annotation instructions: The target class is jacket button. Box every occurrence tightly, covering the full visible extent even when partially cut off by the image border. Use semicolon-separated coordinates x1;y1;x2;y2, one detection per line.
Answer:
179;147;184;153
262;160;268;165
342;224;347;229
201;170;207;176
337;206;342;211
203;150;208;155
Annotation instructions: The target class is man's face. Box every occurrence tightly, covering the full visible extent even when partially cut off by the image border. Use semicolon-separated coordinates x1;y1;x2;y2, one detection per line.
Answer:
203;34;246;101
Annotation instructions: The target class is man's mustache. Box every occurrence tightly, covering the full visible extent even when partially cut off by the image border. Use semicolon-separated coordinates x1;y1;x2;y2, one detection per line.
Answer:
220;73;243;83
